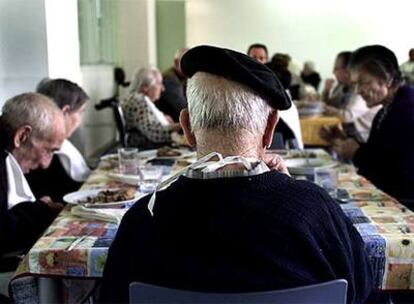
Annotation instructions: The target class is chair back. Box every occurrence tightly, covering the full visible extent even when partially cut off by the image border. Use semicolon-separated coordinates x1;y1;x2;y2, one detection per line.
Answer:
129;279;347;304
95;97;128;147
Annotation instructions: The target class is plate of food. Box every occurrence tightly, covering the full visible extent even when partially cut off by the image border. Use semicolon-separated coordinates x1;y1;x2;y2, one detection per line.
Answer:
285;158;336;175
138;147;196;160
63;188;143;208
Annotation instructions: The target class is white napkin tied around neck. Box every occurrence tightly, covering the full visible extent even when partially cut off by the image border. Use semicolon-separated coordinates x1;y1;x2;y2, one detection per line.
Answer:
5;152;36;209
147;152;269;216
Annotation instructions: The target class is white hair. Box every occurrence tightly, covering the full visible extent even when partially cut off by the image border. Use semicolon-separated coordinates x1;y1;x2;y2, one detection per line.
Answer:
1;92;61;140
127;67;160;95
187;72;272;136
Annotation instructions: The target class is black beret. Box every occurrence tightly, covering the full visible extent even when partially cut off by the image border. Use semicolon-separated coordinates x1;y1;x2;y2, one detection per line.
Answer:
181;45;292;110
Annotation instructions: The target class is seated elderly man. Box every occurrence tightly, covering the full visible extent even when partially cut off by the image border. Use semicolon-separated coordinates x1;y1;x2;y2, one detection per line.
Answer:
99;46;373;303
0;93;65;265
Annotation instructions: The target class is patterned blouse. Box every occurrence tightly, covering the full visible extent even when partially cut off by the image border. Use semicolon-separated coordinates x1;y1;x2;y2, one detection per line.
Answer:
121;92;173;149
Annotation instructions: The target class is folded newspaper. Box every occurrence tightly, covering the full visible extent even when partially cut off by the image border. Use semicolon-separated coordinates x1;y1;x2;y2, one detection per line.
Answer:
71;205;128;224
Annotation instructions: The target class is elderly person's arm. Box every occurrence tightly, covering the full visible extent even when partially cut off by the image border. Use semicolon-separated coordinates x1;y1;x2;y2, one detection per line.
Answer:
0;200;60;255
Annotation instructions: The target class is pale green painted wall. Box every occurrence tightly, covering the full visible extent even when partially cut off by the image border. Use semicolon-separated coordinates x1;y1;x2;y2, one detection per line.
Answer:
156;0;186;72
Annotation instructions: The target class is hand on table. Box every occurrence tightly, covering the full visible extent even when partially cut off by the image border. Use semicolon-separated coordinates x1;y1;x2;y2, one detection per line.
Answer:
319;124;346;143
39;196;64;212
332;138;360;161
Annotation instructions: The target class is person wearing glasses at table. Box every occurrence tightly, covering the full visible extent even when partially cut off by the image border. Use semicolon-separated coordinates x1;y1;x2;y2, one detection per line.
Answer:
25;79;91;202
0;93;65;299
99;46;373;304
332;45;414;204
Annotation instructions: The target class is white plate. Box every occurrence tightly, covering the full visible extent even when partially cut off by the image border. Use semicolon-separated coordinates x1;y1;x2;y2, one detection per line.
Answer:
63;188;143;208
106;173;140;185
138;149;196;160
100;153;118;161
285;158;336;175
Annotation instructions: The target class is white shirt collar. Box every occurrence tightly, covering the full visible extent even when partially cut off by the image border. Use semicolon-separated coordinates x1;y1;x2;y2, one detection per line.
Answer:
5;152;36;209
56;139;91;182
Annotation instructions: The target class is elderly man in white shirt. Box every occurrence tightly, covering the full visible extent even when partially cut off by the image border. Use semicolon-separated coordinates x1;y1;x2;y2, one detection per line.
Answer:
322;51;381;142
0;93;66;298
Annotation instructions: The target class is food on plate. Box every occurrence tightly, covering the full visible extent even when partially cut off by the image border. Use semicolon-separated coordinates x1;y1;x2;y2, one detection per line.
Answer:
157;146;182;157
77;188;136;205
288;150;317;159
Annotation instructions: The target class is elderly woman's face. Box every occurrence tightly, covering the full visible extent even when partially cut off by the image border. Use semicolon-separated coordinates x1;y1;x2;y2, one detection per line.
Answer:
350;69;390;108
145;72;165;102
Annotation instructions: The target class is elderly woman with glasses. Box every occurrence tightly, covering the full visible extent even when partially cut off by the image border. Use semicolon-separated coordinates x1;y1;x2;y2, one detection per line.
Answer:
121;67;182;149
333;45;414;203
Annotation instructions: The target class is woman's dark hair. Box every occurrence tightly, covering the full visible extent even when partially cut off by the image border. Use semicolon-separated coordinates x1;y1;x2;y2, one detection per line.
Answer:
267;53;292;89
36;78;89;111
348;45;402;86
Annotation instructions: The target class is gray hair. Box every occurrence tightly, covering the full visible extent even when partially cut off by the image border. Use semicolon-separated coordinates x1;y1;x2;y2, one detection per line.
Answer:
1;92;61;141
127;67;160;95
187;72;272;136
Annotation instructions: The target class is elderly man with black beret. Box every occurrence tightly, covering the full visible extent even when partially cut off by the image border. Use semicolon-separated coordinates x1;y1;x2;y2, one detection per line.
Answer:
99;46;373;303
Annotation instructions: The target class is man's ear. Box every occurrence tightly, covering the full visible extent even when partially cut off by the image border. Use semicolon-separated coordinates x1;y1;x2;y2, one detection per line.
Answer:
61;104;71;116
14;125;32;148
179;109;196;147
263;110;279;149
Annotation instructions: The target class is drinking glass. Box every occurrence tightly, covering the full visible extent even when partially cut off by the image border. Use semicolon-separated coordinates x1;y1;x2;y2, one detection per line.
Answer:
138;165;163;193
118;148;139;175
314;167;338;198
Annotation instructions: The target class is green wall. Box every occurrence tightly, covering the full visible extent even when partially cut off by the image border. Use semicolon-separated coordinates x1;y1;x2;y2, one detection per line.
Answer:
156;0;186;72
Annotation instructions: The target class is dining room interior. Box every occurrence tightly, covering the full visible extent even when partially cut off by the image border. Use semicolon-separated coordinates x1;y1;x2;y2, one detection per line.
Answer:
1;0;414;303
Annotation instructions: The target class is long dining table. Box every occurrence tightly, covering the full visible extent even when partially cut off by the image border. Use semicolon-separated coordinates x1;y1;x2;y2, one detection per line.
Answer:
9;149;414;303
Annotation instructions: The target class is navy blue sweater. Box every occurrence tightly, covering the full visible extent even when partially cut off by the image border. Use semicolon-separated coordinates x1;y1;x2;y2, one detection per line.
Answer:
100;171;373;303
354;85;414;201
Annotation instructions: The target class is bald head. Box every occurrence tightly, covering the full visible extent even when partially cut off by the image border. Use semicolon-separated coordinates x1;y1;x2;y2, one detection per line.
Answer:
1;92;66;172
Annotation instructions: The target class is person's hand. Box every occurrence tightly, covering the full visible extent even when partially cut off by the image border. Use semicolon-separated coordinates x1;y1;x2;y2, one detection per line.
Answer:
170;123;182;132
332;138;360;160
165;115;175;124
39;196;64;212
263;153;290;176
324;105;340;116
323;78;335;92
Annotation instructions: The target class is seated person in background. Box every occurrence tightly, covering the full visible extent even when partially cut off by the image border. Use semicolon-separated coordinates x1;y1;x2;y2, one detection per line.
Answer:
247;43;268;64
156;48;189;122
333;45;414;202
400;48;414;85
99;45;373;303
122;67;181;149
267;53;303;149
25;79;91;202
321;51;381;142
0;93;65;263
300;61;321;91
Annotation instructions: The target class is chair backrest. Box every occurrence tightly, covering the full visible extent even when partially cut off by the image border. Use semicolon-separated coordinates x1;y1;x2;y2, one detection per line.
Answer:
95;96;128;147
113;103;128;147
129;279;348;304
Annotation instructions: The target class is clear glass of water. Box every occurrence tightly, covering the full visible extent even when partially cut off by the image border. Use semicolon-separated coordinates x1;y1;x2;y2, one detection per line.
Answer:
138;165;163;193
314;167;338;198
118;148;138;175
